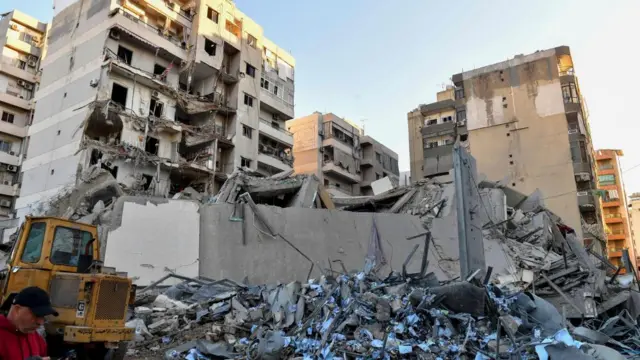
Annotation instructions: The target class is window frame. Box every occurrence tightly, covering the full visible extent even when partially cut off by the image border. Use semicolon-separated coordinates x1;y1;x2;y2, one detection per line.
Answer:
242;124;253;139
245;63;256;78
20;222;46;264
206;7;219;23
49;226;94;267
243;93;254;107
1;111;15;124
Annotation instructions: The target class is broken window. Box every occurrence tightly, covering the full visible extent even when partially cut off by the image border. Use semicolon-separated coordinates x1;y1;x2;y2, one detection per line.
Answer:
204;39;216;56
426;119;437;126
149;98;164;117
145;136;159;155
206;7;219;23
1;112;15;124
240;157;251;167
242;124;253;139
154;64;166;76
111;83;128;108
460;134;468;141
246;63;256;78
50;226;93;267
243;93;254;107
247;34;257;48
21;222;45;263
561;83;579;104
117;45;133;65
142;174;153;190
260;78;269;90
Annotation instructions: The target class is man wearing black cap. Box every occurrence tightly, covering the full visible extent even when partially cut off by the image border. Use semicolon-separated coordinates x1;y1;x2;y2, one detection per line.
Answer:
0;286;58;359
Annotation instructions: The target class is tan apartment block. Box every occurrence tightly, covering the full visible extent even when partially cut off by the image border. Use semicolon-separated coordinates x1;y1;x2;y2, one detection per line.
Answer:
15;0;294;218
287;112;398;197
596;149;636;270
629;193;640;270
408;46;602;241
0;10;47;218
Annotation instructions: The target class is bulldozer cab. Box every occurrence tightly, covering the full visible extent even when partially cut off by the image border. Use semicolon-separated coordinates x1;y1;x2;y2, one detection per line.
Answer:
0;216;134;358
0;217;99;307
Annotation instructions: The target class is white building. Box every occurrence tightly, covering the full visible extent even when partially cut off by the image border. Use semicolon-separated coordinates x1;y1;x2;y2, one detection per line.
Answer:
0;10;47;220
16;0;295;218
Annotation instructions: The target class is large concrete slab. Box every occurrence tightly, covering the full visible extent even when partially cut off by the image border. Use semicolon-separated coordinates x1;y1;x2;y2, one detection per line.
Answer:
104;197;200;285
199;204;426;284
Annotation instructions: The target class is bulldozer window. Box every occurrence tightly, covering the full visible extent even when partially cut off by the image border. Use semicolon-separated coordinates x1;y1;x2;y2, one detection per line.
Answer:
20;222;46;263
50;227;93;267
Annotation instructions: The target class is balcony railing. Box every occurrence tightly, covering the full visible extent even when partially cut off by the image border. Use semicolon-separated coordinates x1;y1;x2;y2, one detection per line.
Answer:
608;229;625;235
115;7;187;49
599;164;614;170
259;119;292;136
258;143;293;166
605;213;622;219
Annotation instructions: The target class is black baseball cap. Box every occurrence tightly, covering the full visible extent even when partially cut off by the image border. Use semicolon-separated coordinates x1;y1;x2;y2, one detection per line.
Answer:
13;287;59;317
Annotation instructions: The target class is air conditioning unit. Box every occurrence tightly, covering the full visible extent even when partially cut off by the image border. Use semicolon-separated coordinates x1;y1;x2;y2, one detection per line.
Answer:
89;79;99;87
17;80;26;87
23;83;34;91
576;191;589;196
0;200;11;208
575;172;591;182
151;90;159;98
29;55;38;62
568;129;578;134
7;165;16;172
457;120;466;127
109;29;120;40
27;60;37;67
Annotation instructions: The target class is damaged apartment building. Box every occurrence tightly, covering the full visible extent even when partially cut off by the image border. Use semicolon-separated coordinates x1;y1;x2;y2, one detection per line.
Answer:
0;11;46;219
15;0;295;219
408;46;603;244
287;112;399;196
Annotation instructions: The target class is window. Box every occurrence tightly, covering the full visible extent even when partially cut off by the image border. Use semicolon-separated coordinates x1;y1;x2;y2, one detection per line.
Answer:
376;173;381;180
153;64;166;76
243;93;254;107
204;39;216;56
460;134;468;141
245;63;256;78
455;87;464;100
145;136;159;155
426;141;438;149
50;226;93;267
0;140;12;153
111;83;128;108
443;116;453;123
426;119;437;126
598;174;616;186
206;7;219;23
225;20;241;38
242;124;253;139
149;98;164;117
375;152;382;163
241;157;252;168
117;45;133;65
17;60;26;70
561;83;579;104
456;110;466;122
273;85;278;96
21;222;45;263
324;179;329;186
570;140;587;163
247;34;257;48
260;78;270;90
1;112;15;124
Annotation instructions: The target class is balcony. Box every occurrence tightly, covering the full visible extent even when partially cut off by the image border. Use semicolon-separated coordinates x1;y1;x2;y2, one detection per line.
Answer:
5;32;41;57
577;191;595;209
258;119;293;147
361;156;374;167
0;151;20;167
0;183;19;197
0;92;30;110
260;88;294;120
322;138;359;159
111;7;188;60
607;229;626;240
139;0;193;28
322;161;361;184
608;250;623;258
257;153;292;173
602;199;621;208
0;121;27;138
604;213;623;224
421;121;456;138
0;57;38;83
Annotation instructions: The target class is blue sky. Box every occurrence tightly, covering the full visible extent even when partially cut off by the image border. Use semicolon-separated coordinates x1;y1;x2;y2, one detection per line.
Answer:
6;1;640;193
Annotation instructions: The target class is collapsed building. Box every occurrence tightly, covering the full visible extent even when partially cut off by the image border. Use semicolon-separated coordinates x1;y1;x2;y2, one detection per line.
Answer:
16;0;296;222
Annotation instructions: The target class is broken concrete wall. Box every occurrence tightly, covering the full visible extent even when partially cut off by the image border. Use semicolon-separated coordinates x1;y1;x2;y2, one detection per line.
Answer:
104;196;200;285
199;204;426;284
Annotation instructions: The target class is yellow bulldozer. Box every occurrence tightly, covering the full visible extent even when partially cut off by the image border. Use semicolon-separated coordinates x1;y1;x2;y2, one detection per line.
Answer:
0;216;135;359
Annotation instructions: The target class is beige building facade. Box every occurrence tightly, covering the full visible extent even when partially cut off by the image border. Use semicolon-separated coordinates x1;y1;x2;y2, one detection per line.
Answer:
408;46;602;240
0;10;47;219
287;112;398;197
14;0;294;218
629;193;640;269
